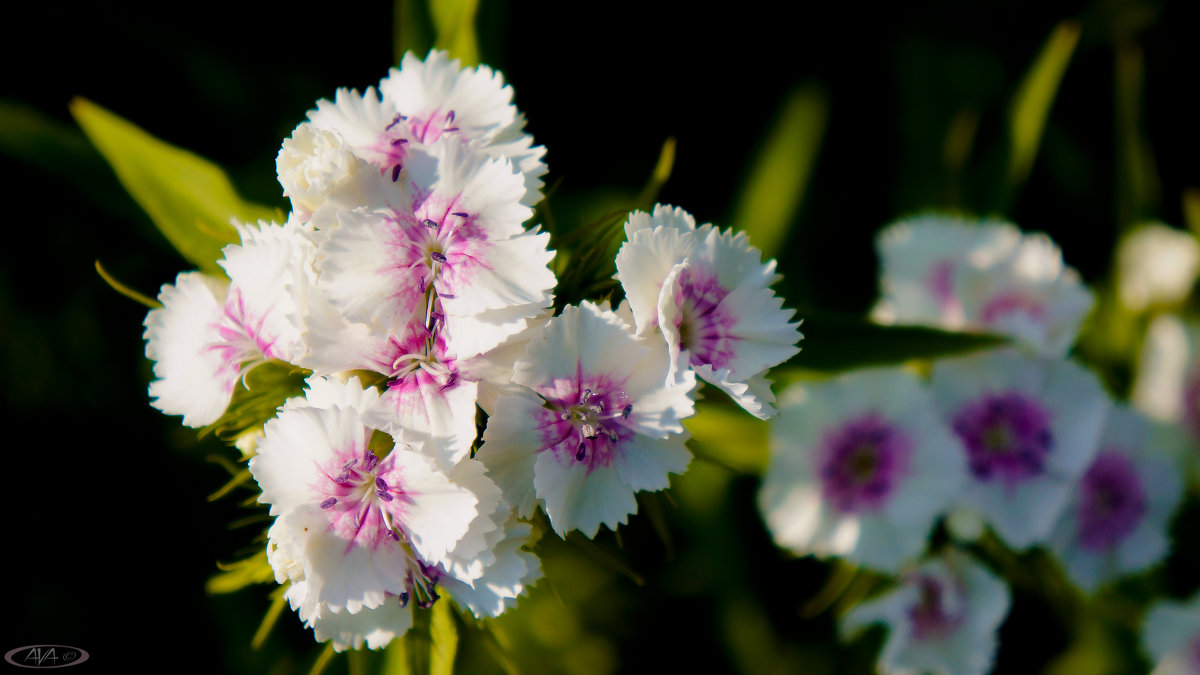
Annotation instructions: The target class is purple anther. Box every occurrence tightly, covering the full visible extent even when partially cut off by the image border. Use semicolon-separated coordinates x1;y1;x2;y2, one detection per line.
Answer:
430;251;448;263
452;212;468;218
392;164;402;182
334;471;351;484
607;428;619;442
376;476;389;490
398;592;410;608
343;458;358;469
581;388;593;402
446;110;455;124
576;442;587;461
390;138;408;146
320;497;337;509
560;412;571;421
423;218;439;228
622;404;633;419
377;489;394;502
430;311;444;322
444;127;459;133
440;372;458;391
385;114;403;130
419;276;427;293
363;454;379;472
439;292;455;299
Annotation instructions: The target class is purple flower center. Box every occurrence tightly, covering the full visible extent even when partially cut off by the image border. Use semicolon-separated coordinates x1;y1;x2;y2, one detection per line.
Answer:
536;375;634;471
951;392;1053;484
908;575;966;641
1076;450;1147;552
817;412;912;513
674;267;737;370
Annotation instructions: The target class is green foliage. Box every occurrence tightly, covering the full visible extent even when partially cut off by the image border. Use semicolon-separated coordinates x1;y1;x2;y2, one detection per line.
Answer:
382;603;458;675
1006;21;1081;189
201;361;311;440
70;98;281;276
685;400;769;474
208;549;275;595
393;0;480;66
732;85;828;260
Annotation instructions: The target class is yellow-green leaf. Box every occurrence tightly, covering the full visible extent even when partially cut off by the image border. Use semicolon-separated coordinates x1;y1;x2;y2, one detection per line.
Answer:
1007;21;1081;187
731;84;828;260
685;401;769;474
429;0;480;66
70;98;280;275
636;137;677;210
430;601;458;675
207;550;274;595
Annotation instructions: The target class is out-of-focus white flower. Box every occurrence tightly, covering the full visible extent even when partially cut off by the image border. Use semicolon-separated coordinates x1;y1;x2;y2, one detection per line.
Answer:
144;218;314;427
842;550;1011;675
1118;223;1199;312
1047;405;1185;591
614;204;802;419
758;367;967;572
1143;594;1200;675
251;376;516;651
931;349;1109;549
475;301;696;537
1133;314;1200;444
874;215;1093;357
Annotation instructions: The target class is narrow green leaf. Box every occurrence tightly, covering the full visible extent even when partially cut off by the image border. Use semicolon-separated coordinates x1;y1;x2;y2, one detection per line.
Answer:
635;137;677;210
731;85;828;260
1114;43;1159;230
684;402;769;474
788;313;1006;373
309;644;337;675
95;260;161;308
407;607;432;675
430;601;459;675
1006;21;1081;187
382;631;411;675
394;0;434;65
251;586;288;649
70;98;280;275
429;0;480;66
208;550;274;594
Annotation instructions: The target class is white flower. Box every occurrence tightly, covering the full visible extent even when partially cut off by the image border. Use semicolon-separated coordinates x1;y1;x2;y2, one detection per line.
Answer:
475;301;696;537
1047;405;1186;591
874;215;1022;328
931;349;1110;549
1117;222;1199;312
614;204;802;419
758;367;967;572
1132;314;1200;444
1143;594;1200;675
314;138;554;360
874;215;1093;356
842;551;1011;675
277;123;390;219
144;218;314;427
250;376;508;649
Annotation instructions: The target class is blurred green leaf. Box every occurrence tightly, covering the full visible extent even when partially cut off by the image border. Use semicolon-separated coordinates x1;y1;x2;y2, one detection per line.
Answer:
70;97;280;275
635;137;676;210
787;313;1006;372
685;401;769;474
1007;21;1081;188
1114;43;1160;229
200;361;310;440
94;259;160;308
732;84;828;260
430;0;480;66
394;0;434;65
430;601;458;675
208;550;274;594
1186;188;1200;239
252;586;288;649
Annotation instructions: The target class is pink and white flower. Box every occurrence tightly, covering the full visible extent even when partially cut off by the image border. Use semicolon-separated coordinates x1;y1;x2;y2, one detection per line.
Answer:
1133;314;1200;445
475;301;696;537
1117;222;1200;313
842;551;1011;675
758;367;967;572
1047;405;1186;591
251;376;512;650
144;218;314;427
614;204;802;419
931;349;1110;548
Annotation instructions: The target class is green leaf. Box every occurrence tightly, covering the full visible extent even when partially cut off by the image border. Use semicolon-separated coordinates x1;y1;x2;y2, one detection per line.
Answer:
685;401;769;474
207;550;274;595
1006;21;1081;188
94;259;161;309
429;601;459;675
394;0;434;66
731;84;828;260
1186;188;1200;240
429;0;480;66
635;137;676;210
200;361;310;440
70;97;281;275
787;312;1006;373
251;586;288;649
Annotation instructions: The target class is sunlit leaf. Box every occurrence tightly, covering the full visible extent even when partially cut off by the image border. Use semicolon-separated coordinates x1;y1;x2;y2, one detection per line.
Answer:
208;550;274;595
1007;21;1081;187
685;401;769;474
251;586;288;649
429;0;480;66
70;98;280;275
430;601;459;675
731;84;828;260
200;361;310;440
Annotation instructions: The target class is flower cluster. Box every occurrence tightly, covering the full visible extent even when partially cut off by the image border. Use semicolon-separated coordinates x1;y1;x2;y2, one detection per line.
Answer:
140;51;803;652
761;214;1191;674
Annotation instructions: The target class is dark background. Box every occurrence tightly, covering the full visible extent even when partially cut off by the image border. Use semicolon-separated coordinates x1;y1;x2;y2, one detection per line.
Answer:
3;1;1198;672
